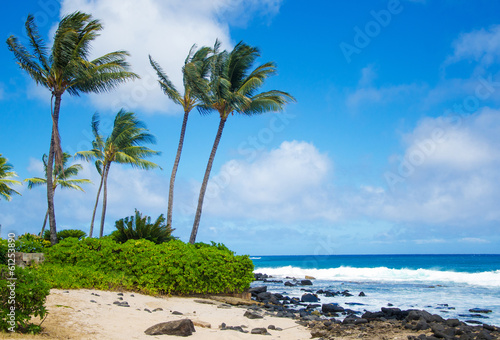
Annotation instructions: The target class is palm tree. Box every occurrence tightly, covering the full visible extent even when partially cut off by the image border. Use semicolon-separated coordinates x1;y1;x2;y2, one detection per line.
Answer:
189;41;296;244
7;12;139;245
76;110;161;237
24;152;91;236
149;45;211;228
0;154;22;201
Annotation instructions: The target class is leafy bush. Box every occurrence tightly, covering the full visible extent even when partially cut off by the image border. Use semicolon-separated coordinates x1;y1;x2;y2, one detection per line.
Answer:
0;234;49;261
43;229;87;242
43;238;254;295
111;209;176;244
0;265;51;333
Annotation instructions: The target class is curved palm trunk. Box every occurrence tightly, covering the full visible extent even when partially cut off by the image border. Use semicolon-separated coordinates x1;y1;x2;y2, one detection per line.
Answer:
46;94;61;245
99;163;111;238
167;109;190;227
89;171;105;238
190;117;227;244
40;209;49;237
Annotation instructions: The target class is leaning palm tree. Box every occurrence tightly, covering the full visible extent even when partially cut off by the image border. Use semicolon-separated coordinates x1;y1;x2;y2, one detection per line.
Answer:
7;12;139;245
76;110;161;237
189;41;296;244
24;153;91;236
149;45;211;228
0;154;22;201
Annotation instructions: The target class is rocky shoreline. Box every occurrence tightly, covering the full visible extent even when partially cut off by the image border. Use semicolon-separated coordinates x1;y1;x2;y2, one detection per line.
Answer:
250;273;500;339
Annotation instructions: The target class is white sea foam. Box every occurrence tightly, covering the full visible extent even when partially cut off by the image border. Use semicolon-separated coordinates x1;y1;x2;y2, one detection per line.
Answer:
254;266;500;287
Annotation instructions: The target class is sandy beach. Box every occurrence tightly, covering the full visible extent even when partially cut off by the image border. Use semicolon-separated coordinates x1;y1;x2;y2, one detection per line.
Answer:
1;289;311;340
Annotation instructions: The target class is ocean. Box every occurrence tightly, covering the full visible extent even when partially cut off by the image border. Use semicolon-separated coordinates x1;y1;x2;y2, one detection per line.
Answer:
250;254;500;326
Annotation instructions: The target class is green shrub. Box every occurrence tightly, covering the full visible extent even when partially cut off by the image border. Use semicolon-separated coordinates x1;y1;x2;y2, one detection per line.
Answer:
111;209;176;244
43;238;254;295
0;265;51;333
16;233;49;253
43;229;87;242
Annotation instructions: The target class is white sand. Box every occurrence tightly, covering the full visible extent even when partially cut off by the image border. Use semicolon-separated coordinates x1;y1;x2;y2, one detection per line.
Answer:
5;289;311;339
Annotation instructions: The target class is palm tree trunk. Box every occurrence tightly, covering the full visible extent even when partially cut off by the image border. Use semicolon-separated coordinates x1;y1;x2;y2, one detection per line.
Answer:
99;163;111;238
89;170;105;238
167;109;190;227
40;209;49;237
46;94;61;245
190;117;227;244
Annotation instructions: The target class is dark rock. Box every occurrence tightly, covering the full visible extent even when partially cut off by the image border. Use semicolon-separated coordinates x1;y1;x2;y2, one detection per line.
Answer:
345;302;365;306
254;273;269;281
445;319;460;327
249;286;267;295
90;300;97;303
244;310;264;319
362;311;385;320
144;308;152;313
341;290;353;297
144;319;195;336
300;279;313;286
406;310;444;323
117;293;124;296
172;311;183;315
263;279;283;283
477;330;493;340
251;327;269;335
301;293;319;303
469;308;492;314
322;303;345;313
284;281;296;287
256;292;273;301
153;308;163;312
358;291;366;296
117;297;123;300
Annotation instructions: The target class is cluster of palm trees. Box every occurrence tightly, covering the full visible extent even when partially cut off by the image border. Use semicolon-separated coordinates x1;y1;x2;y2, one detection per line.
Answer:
4;11;295;245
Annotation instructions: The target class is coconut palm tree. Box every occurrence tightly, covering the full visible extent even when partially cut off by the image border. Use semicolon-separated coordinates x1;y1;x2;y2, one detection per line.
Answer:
0;154;22;201
149;45;211;228
24;152;91;236
189;41;296;244
7;12;139;245
76;110;161;237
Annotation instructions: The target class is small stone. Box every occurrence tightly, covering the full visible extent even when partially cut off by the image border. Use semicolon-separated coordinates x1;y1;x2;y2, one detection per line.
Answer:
152;308;163;312
144;308;152;313
359;291;366;296
251;327;269;335
90;300;97;303
172;311;183;315
268;325;276;330
117;293;124;296
244;310;264;319
469;308;492;314
130;294;134;297
117;297;123;300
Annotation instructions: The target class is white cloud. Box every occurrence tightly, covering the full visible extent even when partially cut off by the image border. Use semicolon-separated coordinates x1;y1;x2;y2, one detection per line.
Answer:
446;25;500;67
201;140;340;222
57;0;282;113
346;81;423;110
371;108;500;225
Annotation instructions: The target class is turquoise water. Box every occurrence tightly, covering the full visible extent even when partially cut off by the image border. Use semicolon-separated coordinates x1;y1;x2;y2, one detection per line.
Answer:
251;254;500;326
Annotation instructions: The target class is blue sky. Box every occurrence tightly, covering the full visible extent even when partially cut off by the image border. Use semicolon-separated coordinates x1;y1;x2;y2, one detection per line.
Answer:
1;0;500;255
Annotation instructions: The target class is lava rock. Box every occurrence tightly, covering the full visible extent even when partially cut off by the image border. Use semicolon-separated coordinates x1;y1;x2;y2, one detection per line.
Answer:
322;303;345;313
300;279;313;286
301;293;319;303
144;319;195;336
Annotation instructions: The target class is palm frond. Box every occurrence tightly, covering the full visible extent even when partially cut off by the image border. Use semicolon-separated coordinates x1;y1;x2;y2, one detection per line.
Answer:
149;55;182;104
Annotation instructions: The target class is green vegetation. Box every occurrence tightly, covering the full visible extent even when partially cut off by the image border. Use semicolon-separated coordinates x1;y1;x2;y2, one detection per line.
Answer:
25;153;91;236
75;110;161;238
0;154;22;201
0;234;50;263
43;229;87;242
111;209;175;244
7;11;139;244
40;237;254;295
0;265;51;333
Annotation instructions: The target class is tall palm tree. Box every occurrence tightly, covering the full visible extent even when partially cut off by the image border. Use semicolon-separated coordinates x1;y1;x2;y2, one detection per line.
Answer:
76;110;161;237
7;12;139;245
149;45;211;228
24;153;91;236
189;41;296;244
0;154;22;201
